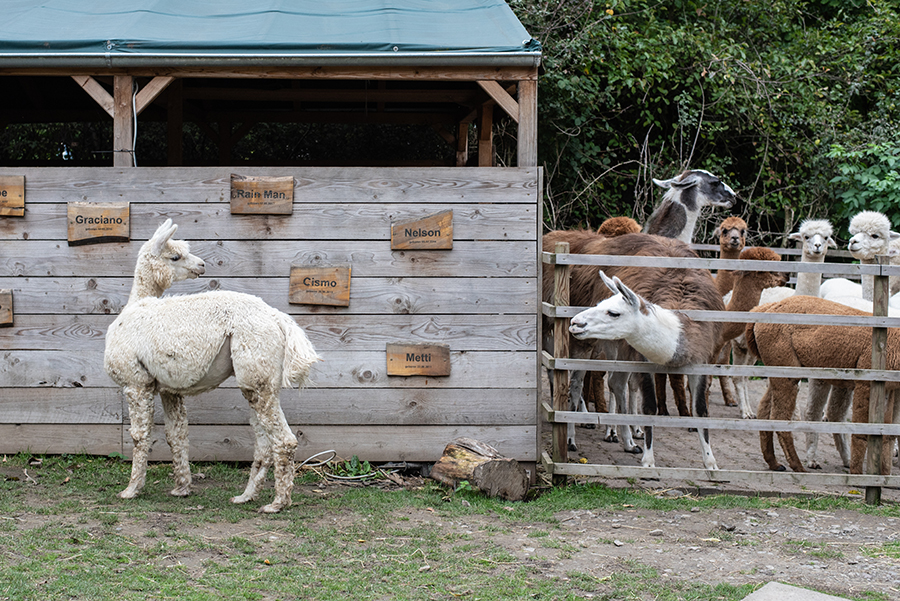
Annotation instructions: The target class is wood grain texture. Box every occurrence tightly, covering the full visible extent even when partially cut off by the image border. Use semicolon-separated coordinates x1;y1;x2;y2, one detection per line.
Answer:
0;314;536;352
0;203;536;242
0;175;25;217
0;424;122;456
0;350;536;389
0;277;536;316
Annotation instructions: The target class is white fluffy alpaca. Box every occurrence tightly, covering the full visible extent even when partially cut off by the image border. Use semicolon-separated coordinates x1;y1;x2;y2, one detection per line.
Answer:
105;220;321;513
724;219;836;419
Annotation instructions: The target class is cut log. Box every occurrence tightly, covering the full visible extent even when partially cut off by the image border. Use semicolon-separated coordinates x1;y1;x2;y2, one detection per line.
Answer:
429;437;529;501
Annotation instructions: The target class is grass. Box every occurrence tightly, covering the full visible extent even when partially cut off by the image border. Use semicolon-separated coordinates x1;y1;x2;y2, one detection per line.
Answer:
1;453;898;600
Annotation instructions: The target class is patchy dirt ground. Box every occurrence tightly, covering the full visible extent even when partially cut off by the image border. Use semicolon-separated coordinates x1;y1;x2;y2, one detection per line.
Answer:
533;374;900;598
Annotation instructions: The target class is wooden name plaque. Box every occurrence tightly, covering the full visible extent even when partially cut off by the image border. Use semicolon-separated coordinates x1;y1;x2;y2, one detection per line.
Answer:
0;290;12;326
289;265;351;307
230;174;294;214
67;202;130;246
0;175;25;217
386;343;451;376
391;210;453;250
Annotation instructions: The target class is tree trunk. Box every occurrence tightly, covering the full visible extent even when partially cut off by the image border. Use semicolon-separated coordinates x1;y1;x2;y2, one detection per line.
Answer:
429;437;529;501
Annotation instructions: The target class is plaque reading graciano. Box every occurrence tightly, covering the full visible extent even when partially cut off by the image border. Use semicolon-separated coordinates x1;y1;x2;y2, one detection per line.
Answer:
0;176;25;217
0;290;12;326
289;265;351;307
67;202;130;246
230;174;294;214
391;210;453;250
386;342;451;376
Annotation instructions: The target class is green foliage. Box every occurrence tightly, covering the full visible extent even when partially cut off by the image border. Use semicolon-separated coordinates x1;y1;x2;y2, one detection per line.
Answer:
827;139;900;235
508;0;900;242
330;454;373;478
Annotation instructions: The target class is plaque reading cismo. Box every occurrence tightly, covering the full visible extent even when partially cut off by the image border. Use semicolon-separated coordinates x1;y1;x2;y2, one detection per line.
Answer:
0;175;25;217
0;290;12;326
391;210;453;250
67;202;130;246
230;174;294;214
386;343;451;376
289;265;351;307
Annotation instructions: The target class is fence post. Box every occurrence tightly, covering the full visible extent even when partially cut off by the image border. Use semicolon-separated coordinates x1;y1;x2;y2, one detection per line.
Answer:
552;242;571;484
865;257;889;505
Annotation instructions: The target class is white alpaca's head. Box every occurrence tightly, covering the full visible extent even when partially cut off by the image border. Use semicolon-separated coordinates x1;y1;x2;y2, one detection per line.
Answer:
132;219;206;300
847;211;900;261
652;169;736;211
569;271;649;342
788;219;836;260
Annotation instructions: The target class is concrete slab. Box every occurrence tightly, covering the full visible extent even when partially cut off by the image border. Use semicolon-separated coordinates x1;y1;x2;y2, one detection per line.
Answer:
742;582;849;601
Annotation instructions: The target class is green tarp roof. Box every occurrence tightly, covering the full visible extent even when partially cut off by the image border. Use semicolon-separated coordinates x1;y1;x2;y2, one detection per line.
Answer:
0;0;541;68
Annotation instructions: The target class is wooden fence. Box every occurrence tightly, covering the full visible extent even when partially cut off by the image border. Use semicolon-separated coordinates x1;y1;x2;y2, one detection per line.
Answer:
541;246;900;503
0;166;541;465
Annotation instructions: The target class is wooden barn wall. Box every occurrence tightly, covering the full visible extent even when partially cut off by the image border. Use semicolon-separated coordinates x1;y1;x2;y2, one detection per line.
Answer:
0;166;541;463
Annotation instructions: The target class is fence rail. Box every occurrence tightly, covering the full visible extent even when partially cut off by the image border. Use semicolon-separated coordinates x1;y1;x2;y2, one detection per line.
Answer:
542;245;897;502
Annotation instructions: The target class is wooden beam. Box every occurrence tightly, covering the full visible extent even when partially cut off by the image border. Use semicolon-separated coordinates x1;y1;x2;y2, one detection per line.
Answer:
71;75;114;117
477;80;519;123
456;122;469;167
516;80;537;167
134;75;175;116
113;75;134;167
478;104;493;167
166;79;183;166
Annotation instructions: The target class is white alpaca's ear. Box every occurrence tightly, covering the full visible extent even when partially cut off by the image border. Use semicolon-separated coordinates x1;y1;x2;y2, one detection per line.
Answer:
826;236;837;248
787;231;802;243
890;231;900;241
613;277;641;308
148;219;177;255
598;270;618;294
652;177;673;189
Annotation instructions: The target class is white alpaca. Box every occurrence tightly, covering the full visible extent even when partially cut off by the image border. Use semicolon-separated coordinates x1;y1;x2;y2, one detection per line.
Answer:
569;269;721;471
105;220;321;513
724;219;836;420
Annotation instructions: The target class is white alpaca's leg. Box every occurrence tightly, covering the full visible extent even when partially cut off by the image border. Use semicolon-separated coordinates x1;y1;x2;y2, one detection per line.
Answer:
804;379;830;469
731;338;756;419
689;374;718;470
566;370;586;452
120;386;155;499
627;374;644;440
609;372;640;453
825;386;853;468
160;391;192;496
231;411;273;505
242;388;298;513
632;372;655;468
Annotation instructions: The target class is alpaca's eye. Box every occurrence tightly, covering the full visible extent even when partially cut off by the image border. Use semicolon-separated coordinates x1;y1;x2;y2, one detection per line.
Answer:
170;255;181;261
872;234;880;239
607;310;620;318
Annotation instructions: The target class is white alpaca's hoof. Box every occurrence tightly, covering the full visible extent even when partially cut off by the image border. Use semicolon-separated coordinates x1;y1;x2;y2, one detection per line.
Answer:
118;488;139;499
741;411;756;420
230;494;253;504
258;502;287;514
170;486;191;497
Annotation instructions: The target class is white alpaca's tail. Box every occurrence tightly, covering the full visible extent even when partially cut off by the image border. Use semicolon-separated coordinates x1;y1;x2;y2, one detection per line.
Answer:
277;313;321;388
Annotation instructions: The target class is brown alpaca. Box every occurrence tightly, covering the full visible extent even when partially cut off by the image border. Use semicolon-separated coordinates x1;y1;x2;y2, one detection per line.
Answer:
746;295;897;474
713;216;749;297
596;216;642;238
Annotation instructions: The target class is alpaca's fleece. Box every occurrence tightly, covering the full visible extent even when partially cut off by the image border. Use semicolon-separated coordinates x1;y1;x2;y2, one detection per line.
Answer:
104;220;321;514
746;295;897;474
848;210;899;261
713;216;748;296
596;216;641;238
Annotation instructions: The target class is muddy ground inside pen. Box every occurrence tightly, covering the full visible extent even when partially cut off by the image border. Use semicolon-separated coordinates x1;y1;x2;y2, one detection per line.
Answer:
532;373;900;598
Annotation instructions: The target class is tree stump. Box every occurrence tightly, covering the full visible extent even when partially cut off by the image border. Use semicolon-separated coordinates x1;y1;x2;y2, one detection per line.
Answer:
429;437;529;501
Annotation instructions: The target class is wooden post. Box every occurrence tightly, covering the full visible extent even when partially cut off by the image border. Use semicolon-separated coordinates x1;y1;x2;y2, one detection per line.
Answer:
865;259;890;504
552;242;570;484
456;122;469;167
478;105;493;167
166;79;183;166
113;75;134;167
517;80;537;167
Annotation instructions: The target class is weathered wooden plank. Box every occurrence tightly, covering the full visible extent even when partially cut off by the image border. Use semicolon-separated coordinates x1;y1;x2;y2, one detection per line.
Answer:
0;350;537;389
122;425;539;463
1;387;534;426
0;203;537;242
0;167;540;205
0;388;123;424
0;277;537;316
0;424;122;456
543;454;900;488
0;314;537;352
0;240;537;278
